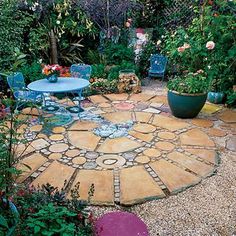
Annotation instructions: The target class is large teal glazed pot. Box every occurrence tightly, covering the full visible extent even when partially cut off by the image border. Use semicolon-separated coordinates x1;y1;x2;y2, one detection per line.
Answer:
167;90;207;118
207;91;224;104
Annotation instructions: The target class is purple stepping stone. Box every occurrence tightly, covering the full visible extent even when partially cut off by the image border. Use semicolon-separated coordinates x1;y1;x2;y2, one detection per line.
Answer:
95;211;149;236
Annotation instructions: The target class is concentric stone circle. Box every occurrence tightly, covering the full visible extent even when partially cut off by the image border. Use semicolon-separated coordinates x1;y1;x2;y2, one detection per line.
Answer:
17;93;226;206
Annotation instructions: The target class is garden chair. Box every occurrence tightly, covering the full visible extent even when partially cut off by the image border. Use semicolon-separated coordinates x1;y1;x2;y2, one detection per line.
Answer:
6;72;42;112
148;54;168;82
70;64;92;105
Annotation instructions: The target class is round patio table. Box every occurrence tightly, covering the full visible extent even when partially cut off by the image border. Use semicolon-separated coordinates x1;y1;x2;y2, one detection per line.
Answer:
28;77;90;118
28;77;90;93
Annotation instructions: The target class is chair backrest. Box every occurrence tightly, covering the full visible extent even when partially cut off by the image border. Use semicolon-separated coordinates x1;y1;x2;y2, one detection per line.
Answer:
7;72;26;91
150;54;168;72
70;64;92;80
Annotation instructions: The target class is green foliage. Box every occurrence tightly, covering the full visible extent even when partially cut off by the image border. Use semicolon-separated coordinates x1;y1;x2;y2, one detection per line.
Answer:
86;49;106;65
108;62;138;81
104;44;134;65
91;64;107;79
226;89;236;107
14;183;94;236
19;61;45;84
167;72;209;94
0;0;33;70
162;0;236;96
138;41;157;76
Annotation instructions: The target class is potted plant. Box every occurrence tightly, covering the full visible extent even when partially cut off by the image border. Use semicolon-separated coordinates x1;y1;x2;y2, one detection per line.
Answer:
167;70;209;118
42;64;62;83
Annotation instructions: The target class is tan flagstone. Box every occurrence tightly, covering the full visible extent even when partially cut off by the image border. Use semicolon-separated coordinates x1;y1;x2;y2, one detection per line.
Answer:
143;148;161;158
72;157;86;165
129;93;155;102
129;131;154;142
149;95;168;105
69;170;114;205
104;93;129;101
185;149;217;164
135;155;150;164
89;95;109;104
49;153;62;160
14;144;35;157
22;107;42;116
31;138;50;150
102;112;134;124
133;124;156;133
152;115;189;131
68;131;100;151
38;133;48;139
49;134;64;141
150;159;201;193
155;141;175;151
120;166;165;205
17;153;47;182
102;108;116;113
49;143;69;153
168;151;214;177
18;124;28;134
218;110;236;123
135;112;153;123
180;128;215;147
97;137;142;153
158;132;176;140
69;121;98;131
32;161;75;190
96;155;126;169
207;128;227;137
98;102;112;108
66;149;80;158
191;118;214;128
52;127;66;134
30;125;43;132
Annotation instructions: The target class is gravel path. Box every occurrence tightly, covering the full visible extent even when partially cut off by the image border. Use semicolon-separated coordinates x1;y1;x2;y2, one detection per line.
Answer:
91;81;236;236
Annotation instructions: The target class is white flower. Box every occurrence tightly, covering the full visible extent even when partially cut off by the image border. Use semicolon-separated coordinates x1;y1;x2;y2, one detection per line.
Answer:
156;40;161;46
206;41;215;50
161;35;165;39
38;59;42;63
56;20;60;25
208;65;211;69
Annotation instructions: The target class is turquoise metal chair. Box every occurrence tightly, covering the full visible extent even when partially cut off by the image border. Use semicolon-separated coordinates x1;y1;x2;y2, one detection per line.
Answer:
7;72;42;110
70;64;92;105
148;54;168;82
70;64;92;81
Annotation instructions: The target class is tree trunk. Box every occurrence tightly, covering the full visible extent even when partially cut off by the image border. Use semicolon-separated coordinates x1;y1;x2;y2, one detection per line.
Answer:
50;29;58;64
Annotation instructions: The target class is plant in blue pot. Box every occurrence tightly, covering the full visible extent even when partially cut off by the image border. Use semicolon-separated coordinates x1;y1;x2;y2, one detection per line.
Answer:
167;70;210;118
42;64;62;83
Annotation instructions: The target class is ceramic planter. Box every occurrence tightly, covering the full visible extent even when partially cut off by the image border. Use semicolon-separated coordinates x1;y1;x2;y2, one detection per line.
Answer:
207;91;224;104
168;90;207;118
47;74;58;83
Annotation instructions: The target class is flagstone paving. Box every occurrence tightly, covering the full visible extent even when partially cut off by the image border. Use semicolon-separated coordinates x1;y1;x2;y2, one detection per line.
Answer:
16;92;235;206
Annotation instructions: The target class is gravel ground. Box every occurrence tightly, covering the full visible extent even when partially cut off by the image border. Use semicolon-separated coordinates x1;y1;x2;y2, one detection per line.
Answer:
91;81;236;236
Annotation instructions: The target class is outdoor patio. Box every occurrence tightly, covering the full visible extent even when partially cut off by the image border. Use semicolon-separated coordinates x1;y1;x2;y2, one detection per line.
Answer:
16;84;236;208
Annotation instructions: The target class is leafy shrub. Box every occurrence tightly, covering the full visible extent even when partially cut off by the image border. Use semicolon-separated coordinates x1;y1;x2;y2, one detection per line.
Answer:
19;61;45;84
167;71;209;94
13;183;95;236
108;61;138;81
162;0;235;98
104;44;134;65
91;64;107;79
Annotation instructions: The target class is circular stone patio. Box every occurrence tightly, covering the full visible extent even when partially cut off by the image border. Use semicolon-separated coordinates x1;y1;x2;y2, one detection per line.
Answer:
16;92;235;206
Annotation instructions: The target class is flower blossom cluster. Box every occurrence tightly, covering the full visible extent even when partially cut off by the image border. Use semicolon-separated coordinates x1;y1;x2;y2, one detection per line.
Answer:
42;64;62;76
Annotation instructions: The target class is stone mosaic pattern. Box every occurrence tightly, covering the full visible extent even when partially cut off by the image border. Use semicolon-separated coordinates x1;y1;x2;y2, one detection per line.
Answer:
17;93;236;206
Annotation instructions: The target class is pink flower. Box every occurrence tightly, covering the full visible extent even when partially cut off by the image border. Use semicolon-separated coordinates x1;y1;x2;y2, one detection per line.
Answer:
183;43;191;49
206;41;215;50
125;22;131;28
178;47;185;53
